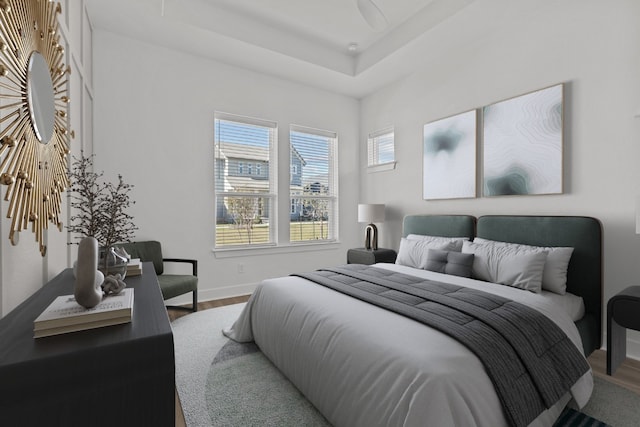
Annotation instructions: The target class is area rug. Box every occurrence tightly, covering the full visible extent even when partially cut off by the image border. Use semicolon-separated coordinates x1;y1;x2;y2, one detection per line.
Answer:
173;304;638;427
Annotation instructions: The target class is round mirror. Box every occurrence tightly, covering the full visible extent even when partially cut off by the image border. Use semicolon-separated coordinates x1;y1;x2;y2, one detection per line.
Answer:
26;51;56;144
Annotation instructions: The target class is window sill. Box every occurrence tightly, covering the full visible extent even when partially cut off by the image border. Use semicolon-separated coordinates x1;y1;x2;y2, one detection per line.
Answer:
213;241;341;258
367;162;396;173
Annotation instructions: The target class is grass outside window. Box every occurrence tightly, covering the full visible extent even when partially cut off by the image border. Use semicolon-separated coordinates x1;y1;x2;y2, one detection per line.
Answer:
216;221;331;246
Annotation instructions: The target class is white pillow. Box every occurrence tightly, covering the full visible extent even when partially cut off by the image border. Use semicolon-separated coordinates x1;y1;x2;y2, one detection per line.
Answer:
473;238;573;295
396;237;464;269
462;241;548;293
406;234;469;252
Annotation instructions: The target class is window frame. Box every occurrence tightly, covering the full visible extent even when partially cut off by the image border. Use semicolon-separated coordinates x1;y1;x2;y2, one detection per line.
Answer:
213;114;341;254
367;126;396;173
289;124;339;244
214;111;278;249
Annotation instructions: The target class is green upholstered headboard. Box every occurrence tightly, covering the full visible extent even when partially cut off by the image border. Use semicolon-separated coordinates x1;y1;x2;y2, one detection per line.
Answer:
476;215;603;356
402;215;476;239
400;214;602;356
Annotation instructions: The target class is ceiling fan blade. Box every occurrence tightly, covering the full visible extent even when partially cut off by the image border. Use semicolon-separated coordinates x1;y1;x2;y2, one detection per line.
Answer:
356;0;388;32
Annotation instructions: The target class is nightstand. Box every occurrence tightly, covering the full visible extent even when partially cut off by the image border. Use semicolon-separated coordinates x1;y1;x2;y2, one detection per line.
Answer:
607;286;640;375
347;248;397;265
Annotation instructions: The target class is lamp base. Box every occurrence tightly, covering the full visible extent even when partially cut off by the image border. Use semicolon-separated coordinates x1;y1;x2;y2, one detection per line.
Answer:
364;224;378;251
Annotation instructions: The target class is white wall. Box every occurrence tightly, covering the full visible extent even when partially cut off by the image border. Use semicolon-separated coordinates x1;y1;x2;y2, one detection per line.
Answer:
0;1;93;316
92;31;360;302
360;0;640;356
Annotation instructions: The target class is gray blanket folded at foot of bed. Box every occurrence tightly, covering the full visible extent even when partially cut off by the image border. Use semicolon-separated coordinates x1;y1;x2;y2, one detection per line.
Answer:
294;264;590;427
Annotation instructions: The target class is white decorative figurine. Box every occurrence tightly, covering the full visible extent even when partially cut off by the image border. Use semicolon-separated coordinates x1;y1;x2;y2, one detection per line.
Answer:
74;237;104;308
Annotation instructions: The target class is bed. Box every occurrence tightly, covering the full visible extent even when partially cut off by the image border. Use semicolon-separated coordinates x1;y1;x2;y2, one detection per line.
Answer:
224;215;603;427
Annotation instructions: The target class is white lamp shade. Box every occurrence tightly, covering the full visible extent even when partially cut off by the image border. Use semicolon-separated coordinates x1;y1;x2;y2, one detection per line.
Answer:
358;204;385;223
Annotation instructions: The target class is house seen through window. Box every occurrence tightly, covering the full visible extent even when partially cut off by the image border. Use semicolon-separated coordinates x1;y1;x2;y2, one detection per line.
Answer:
289;125;338;243
214;112;276;247
214;112;338;248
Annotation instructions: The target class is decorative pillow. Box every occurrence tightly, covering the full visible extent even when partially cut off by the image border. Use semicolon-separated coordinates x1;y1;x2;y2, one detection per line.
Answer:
473;238;573;295
405;234;469;252
461;241;548;293
396;237;464;269
425;249;475;278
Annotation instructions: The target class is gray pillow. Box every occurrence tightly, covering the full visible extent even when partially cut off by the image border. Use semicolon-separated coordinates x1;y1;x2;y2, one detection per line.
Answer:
425;249;475;278
395;237;464;269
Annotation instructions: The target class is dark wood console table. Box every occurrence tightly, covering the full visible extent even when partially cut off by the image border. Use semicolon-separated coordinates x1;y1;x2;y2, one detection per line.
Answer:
0;262;174;427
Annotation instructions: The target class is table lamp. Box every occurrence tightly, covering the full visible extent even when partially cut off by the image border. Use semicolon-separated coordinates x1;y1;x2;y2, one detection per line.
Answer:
358;204;385;250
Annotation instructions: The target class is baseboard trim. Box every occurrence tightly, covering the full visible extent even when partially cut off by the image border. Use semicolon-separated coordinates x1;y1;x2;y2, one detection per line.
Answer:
625;337;640;361
600;333;640;362
163;282;258;307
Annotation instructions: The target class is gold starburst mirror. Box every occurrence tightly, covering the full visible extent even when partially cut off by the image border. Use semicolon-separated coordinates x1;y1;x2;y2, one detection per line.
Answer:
0;0;71;256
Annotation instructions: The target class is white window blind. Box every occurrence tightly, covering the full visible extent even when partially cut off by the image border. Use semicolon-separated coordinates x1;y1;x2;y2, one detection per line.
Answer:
368;127;395;167
289;125;338;242
214;112;277;247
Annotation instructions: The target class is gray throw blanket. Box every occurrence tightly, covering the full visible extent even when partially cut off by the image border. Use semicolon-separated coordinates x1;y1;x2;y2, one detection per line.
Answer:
294;265;589;427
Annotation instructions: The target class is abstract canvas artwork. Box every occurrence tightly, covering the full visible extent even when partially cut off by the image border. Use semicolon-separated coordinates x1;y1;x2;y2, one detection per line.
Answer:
483;84;563;196
423;110;476;200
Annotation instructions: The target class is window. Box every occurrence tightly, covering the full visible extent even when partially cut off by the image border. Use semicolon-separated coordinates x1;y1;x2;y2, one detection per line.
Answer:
289;125;338;242
367;127;395;171
214;112;277;248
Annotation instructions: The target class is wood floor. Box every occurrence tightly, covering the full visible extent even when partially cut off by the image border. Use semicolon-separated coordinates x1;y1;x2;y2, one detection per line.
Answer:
170;297;640;427
167;295;250;323
588;348;640;395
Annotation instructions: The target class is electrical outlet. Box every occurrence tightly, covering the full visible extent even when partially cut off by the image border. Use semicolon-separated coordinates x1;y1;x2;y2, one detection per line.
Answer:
237;263;244;273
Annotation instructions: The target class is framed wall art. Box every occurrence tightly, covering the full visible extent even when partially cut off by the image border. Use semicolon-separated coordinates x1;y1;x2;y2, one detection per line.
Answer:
423;110;476;200
482;84;563;196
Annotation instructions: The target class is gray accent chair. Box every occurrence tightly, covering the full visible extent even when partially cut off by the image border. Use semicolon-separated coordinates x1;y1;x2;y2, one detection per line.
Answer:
117;241;198;312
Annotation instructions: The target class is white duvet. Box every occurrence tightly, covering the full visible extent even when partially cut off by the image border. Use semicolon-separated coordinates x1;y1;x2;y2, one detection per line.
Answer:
224;263;593;427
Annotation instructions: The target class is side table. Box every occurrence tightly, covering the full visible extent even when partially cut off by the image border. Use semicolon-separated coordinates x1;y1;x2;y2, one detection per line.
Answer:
607;286;640;375
347;247;397;265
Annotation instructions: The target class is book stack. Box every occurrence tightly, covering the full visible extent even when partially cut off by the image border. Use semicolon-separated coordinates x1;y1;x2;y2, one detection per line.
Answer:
34;288;134;338
127;258;142;276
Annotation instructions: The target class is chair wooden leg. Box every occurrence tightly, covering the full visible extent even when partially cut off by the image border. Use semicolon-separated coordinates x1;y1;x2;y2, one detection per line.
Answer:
164;289;198;313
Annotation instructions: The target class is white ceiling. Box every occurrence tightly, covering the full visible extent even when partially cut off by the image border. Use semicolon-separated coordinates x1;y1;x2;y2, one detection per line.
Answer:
85;0;478;98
